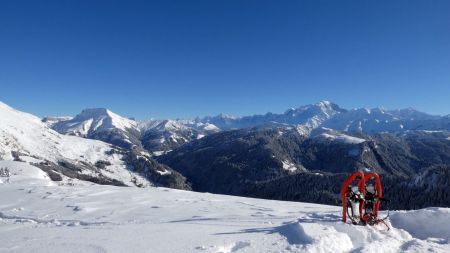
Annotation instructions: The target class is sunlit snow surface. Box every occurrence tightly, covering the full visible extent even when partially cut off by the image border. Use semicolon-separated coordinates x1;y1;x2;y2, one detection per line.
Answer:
0;161;449;253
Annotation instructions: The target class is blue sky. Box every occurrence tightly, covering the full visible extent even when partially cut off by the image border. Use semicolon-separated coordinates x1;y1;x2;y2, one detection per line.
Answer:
1;0;449;119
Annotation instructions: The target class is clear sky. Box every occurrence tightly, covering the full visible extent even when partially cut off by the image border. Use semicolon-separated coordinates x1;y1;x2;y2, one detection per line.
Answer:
1;0;449;119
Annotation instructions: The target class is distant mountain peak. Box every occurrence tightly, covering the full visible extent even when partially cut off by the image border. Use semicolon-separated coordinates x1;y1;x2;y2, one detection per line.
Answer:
48;107;141;150
73;108;136;130
79;108;111;117
316;100;332;107
216;112;236;119
157;119;186;131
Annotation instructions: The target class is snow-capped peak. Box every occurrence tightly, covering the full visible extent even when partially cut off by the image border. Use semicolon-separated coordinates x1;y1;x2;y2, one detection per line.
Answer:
156;120;186;131
217;112;236;120
79;108;110;117
47;108;144;150
76;108;137;132
285;101;343;115
316;100;332;108
52;108;138;137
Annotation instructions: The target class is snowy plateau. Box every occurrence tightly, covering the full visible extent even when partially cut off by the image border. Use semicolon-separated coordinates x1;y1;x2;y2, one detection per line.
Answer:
0;161;449;253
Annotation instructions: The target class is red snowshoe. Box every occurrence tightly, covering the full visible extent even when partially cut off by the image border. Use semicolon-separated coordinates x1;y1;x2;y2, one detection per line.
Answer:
340;171;389;229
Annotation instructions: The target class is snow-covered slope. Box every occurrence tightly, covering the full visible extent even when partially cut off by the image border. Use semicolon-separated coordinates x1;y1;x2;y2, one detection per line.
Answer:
0;168;448;253
0;160;54;186
140;119;220;154
321;107;404;132
316;132;366;144
41;116;73;127
50;108;142;149
0;102;121;165
0;102;190;189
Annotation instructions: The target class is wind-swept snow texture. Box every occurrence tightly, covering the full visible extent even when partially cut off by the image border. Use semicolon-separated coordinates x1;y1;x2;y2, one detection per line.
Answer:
0;161;449;253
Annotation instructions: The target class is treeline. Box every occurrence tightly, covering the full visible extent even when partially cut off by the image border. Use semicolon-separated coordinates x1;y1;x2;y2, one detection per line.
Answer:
244;166;450;210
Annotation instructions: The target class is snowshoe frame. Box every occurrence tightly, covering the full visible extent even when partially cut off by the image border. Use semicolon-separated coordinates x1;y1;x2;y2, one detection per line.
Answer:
340;171;387;228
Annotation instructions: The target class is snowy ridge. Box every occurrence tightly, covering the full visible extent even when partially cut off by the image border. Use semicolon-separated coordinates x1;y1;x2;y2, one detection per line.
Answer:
42;116;73;127
0;102;116;163
139;119;221;152
0;161;54;186
0;102;151;187
0;169;449;253
317;133;366;144
311;127;366;144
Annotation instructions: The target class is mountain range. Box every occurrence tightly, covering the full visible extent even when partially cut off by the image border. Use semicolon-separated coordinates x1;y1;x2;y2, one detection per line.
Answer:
1;100;449;209
42;100;450;153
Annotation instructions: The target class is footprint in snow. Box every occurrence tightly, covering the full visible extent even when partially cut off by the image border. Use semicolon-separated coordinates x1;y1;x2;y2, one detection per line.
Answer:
11;207;24;212
215;241;251;253
195;245;207;251
66;205;82;212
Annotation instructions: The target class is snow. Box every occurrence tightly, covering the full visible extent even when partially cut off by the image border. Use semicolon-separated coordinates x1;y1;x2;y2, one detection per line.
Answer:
18;156;44;164
319;133;366;144
155;169;172;175
155;120;187;132
105;110;136;132
363;168;372;172
152;150;167;156
41;116;73;127
202;123;220;131
282;160;298;172
0;161;54;186
296;125;310;136
137;119;162;132
421;130;445;133
390;208;450;240
0;162;449;253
